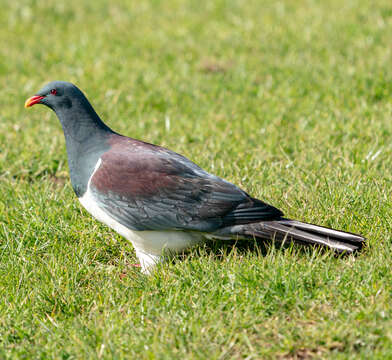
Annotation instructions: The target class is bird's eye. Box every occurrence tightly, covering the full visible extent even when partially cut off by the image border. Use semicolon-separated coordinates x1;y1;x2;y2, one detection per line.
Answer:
50;89;57;95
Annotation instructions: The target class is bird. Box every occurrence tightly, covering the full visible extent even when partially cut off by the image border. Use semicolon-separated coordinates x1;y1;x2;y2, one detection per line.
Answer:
25;81;365;273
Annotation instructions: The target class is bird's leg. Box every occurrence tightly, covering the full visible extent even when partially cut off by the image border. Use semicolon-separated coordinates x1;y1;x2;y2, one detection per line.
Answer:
135;249;164;274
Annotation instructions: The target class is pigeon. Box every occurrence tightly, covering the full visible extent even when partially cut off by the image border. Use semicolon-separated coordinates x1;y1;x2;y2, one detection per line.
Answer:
25;81;365;273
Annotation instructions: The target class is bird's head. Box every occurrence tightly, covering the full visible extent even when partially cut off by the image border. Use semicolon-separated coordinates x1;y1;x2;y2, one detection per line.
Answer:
25;80;112;140
24;81;84;111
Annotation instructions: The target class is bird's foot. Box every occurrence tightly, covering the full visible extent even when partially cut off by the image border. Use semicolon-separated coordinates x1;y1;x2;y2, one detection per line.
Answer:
135;249;164;274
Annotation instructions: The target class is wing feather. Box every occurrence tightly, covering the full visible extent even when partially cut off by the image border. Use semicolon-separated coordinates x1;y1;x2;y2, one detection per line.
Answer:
89;138;283;231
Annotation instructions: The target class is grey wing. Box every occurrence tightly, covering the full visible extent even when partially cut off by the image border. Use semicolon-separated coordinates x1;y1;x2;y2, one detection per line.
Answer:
89;149;283;232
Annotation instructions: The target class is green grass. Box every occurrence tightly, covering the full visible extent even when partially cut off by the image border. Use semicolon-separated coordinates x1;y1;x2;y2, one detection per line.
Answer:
1;0;392;358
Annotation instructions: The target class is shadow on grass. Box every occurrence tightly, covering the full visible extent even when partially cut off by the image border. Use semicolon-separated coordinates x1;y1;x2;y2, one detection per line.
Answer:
174;236;362;265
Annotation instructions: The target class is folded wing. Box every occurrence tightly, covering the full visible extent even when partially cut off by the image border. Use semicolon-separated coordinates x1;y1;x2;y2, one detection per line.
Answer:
89;139;283;232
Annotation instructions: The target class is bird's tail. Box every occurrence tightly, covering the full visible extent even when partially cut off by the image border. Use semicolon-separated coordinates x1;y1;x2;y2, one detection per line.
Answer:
214;219;365;253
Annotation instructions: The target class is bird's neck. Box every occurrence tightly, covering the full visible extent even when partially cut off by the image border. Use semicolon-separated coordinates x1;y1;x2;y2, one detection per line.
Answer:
55;105;113;197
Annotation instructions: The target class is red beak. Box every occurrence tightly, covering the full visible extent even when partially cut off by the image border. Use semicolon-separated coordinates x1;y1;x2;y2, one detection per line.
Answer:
25;95;45;108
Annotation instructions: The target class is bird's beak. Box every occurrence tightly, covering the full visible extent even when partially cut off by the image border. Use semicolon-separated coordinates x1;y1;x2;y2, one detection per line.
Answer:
24;95;45;108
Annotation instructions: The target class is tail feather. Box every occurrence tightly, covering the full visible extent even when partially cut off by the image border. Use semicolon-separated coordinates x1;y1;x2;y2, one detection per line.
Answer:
260;221;362;252
214;219;366;253
279;219;365;245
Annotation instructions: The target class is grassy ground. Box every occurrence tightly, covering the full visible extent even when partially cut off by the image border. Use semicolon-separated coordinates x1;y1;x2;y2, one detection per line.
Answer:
1;0;392;358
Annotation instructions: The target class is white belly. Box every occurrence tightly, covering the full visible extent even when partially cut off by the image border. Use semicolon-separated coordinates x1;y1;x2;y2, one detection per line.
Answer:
77;158;205;273
78;183;204;256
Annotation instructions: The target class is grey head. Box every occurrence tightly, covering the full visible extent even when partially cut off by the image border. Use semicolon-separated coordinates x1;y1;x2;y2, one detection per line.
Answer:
25;81;112;133
25;81;114;197
25;80;74;110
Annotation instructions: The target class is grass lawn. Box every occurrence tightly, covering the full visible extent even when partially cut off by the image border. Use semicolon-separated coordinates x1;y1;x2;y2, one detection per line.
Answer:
1;0;392;358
